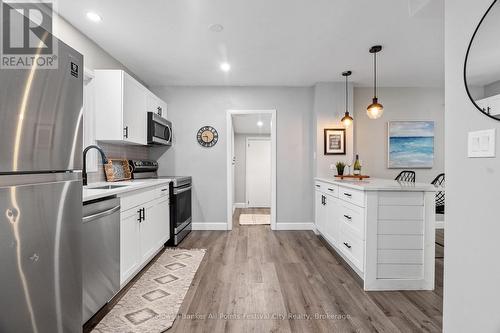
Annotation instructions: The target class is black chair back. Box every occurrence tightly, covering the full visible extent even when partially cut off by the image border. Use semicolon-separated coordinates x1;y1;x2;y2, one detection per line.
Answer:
431;173;445;214
395;171;416;182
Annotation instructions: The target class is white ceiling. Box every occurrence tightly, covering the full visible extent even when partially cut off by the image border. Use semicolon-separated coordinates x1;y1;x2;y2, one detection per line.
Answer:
232;114;271;135
57;0;444;87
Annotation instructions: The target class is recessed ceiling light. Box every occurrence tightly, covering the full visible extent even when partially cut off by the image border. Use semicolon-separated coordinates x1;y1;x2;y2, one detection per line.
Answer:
220;62;231;72
86;12;102;22
208;24;224;32
257;121;264;127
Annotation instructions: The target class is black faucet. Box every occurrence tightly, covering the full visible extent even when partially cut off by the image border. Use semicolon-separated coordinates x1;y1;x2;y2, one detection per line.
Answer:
83;145;109;186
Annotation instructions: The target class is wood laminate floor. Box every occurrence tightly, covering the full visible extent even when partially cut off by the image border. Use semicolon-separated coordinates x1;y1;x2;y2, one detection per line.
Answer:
85;209;443;332
167;208;444;333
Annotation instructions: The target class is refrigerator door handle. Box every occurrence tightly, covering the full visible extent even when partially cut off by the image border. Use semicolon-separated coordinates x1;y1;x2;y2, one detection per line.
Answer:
83;205;120;223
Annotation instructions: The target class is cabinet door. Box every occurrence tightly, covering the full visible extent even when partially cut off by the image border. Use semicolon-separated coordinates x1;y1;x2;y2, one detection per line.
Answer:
140;202;157;262
122;73;147;145
146;93;167;118
120;208;141;285
315;190;326;233
149;197;170;248
325;195;339;246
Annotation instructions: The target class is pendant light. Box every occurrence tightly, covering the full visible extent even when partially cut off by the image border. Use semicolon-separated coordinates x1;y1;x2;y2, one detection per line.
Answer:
341;71;353;127
367;45;384;119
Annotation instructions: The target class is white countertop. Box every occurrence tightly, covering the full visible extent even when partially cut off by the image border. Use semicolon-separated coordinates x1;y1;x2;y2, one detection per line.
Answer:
315;177;437;192
83;178;172;202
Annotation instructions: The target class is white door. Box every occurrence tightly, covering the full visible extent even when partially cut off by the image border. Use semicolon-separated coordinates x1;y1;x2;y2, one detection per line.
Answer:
246;138;271;207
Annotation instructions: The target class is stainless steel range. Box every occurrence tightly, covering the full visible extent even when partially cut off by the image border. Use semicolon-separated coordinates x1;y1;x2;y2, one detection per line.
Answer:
129;160;192;245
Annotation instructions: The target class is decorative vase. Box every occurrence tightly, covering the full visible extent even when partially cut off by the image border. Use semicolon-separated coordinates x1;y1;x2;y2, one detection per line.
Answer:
337;166;345;176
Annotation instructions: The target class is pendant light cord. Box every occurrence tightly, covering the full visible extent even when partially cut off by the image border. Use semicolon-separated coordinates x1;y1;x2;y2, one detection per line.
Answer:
373;52;377;99
345;74;348;113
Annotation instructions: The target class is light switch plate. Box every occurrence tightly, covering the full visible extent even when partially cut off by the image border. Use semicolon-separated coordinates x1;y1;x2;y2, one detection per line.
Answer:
468;129;496;158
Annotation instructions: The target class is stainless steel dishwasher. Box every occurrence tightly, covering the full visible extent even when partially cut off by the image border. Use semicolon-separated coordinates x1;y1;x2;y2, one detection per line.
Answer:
82;196;121;324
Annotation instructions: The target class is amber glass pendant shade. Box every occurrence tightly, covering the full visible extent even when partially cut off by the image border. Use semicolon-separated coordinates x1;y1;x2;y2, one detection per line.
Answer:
367;97;384;119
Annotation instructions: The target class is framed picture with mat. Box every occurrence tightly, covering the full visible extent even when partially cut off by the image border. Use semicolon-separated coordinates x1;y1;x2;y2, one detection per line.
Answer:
324;128;346;155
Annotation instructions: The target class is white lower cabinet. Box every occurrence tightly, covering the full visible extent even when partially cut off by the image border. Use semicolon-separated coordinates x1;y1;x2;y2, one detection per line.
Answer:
119;185;170;286
314;178;436;291
315;181;363;273
120;208;141;285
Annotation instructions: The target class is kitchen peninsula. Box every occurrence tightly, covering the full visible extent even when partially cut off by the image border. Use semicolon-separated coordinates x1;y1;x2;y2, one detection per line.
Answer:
314;177;436;291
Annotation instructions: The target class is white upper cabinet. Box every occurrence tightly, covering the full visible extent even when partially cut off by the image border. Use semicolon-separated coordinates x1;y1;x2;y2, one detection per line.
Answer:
146;92;168;118
94;70;167;145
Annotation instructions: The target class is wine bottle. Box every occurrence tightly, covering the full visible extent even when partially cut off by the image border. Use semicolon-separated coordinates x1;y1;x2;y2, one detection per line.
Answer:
353;154;361;175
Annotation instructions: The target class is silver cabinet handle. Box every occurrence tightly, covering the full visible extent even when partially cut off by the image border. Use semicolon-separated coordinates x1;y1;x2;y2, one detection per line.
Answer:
83;205;120;223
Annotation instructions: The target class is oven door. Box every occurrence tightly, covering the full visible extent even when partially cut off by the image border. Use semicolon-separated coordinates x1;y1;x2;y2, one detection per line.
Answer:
173;184;192;233
147;112;172;146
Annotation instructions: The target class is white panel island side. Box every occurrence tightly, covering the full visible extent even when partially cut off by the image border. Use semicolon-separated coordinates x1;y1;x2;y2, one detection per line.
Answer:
314;177;436;291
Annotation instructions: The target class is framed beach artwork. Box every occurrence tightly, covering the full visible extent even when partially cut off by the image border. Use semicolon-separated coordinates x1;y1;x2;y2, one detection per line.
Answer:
388;121;434;168
324;128;346;155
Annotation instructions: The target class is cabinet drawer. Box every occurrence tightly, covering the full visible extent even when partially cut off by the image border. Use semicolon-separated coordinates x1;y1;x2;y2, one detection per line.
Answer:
120;185;170;212
338;225;364;272
314;181;338;197
339;186;365;207
338;201;365;239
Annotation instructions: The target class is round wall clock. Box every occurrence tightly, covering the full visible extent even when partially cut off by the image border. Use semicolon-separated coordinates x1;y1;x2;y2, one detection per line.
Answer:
197;126;219;147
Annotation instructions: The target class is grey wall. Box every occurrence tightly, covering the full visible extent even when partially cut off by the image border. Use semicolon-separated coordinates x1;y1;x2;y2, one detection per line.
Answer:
444;0;500;332
152;86;314;224
313;82;354;177
353;87;445;183
234;134;270;203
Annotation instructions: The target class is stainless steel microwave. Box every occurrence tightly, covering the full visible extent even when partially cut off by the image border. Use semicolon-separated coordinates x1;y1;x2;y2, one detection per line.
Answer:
147;112;172;146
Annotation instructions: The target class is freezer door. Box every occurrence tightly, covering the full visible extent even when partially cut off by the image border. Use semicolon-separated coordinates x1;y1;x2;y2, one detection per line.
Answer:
0;40;83;173
0;173;82;333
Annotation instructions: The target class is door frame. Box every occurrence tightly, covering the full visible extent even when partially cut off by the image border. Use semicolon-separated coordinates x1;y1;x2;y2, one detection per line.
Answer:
245;136;272;208
226;109;277;230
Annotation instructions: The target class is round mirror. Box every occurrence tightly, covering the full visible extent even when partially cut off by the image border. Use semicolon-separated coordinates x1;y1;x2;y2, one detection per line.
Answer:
464;0;500;121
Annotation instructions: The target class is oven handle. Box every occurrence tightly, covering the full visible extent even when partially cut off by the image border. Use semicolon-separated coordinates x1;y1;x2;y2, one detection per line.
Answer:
173;186;192;195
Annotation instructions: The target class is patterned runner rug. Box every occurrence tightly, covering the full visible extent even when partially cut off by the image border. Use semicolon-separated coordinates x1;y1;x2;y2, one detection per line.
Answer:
92;248;206;333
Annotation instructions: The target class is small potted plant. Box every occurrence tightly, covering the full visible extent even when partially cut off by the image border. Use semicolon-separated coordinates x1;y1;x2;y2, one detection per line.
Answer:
335;161;346;176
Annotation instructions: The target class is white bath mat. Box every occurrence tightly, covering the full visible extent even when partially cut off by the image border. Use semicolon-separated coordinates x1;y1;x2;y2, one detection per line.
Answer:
239;214;270;225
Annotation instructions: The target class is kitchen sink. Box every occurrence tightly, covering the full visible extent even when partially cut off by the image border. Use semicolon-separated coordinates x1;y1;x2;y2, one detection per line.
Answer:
87;185;129;190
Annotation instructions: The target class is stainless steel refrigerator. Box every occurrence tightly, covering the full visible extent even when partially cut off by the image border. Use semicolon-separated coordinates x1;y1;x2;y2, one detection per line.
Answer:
0;40;83;332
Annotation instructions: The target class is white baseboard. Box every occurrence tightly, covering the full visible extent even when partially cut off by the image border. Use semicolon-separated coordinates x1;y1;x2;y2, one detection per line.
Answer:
192;222;228;231
275;222;315;231
233;202;247;209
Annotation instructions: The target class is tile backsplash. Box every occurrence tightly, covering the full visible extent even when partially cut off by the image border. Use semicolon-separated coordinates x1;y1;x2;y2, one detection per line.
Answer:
86;142;151;184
